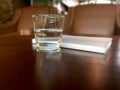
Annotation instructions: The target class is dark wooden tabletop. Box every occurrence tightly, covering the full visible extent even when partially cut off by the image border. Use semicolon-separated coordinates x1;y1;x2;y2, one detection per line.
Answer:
0;35;120;90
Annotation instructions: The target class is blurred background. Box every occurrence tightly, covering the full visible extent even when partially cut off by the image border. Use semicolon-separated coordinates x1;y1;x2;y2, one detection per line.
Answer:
0;0;118;24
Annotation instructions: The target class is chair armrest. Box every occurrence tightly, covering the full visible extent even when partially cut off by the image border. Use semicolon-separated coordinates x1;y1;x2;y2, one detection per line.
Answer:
0;9;21;36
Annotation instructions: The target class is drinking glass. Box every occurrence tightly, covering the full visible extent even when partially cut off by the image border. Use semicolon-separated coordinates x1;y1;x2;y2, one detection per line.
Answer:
32;14;64;53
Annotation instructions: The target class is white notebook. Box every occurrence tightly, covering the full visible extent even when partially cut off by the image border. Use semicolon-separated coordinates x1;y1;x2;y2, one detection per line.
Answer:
61;35;112;54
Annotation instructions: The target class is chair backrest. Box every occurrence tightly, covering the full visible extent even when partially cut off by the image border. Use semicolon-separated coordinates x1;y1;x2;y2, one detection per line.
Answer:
18;6;57;35
64;4;116;37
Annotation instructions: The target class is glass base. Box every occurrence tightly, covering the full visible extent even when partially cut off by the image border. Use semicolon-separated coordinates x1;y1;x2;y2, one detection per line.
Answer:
36;47;61;53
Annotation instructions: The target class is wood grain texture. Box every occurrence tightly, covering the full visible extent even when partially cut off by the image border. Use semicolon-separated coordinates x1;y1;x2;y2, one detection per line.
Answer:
0;35;120;90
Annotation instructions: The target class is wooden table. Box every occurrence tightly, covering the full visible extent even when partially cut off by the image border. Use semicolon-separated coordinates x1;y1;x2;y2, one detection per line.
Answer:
0;35;120;90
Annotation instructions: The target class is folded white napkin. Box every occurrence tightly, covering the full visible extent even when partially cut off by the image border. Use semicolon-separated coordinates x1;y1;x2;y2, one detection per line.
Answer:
61;35;112;54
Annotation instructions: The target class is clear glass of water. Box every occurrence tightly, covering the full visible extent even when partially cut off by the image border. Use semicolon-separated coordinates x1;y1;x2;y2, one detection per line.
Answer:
32;14;65;53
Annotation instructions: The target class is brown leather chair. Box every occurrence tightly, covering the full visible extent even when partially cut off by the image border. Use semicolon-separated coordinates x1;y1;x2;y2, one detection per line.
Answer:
18;6;57;35
64;4;116;37
0;6;57;36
